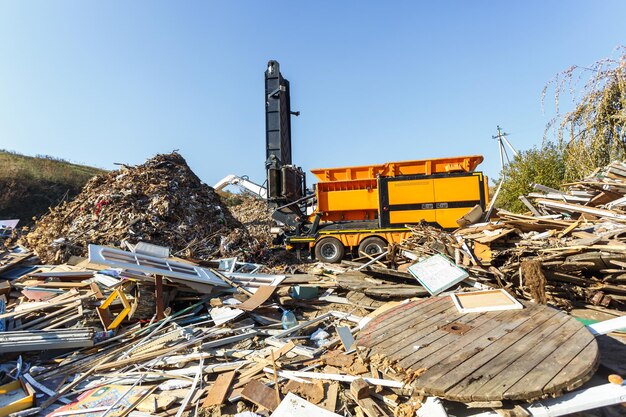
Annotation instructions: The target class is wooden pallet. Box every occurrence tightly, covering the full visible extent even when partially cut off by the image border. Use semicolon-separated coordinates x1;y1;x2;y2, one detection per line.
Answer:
356;296;599;402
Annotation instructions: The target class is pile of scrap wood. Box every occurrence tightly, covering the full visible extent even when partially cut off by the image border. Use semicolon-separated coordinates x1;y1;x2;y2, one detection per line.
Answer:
0;242;433;417
394;160;626;312
230;195;274;246
21;153;256;264
229;195;299;267
2;242;623;417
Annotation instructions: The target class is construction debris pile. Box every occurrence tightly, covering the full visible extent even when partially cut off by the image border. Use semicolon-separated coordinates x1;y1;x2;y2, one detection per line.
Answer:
230;195;274;246
396;161;626;312
0;156;625;417
229;195;297;267
0;242;435;417
21;153;248;264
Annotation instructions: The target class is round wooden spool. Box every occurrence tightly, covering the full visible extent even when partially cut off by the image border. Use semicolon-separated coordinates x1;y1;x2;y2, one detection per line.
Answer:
356;296;599;402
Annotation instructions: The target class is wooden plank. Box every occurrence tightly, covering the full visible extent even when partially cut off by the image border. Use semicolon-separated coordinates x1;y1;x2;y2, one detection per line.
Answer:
234;341;295;388
518;195;542;216
358;298;440;340
347;291;384;309
359;299;456;351
364;285;429;298
202;371;235;408
375;307;495;365
241;379;279;411
392;308;514;368
450;312;577;401
412;306;557;398
504;327;595;400
238;286;277;311
351;378;370;400
352;396;390;417
155;275;164;320
543;336;599;394
399;306;544;373
474;316;584;400
359;297;452;343
321;382;339;412
0;291;92;319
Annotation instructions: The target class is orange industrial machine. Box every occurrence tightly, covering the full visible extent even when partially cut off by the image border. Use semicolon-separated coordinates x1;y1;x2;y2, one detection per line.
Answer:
264;61;488;262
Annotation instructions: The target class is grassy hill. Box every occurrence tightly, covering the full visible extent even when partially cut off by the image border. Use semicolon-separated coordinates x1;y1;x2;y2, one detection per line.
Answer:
0;150;106;224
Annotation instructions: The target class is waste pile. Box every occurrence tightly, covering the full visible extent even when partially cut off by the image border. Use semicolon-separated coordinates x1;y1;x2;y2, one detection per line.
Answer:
0;240;622;417
0;157;625;417
230;195;274;246
394;160;626;312
0;242;434;417
228;195;298;267
22;153;247;264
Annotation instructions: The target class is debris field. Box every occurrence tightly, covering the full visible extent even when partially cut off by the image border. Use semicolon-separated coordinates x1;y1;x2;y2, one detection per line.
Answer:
0;154;625;417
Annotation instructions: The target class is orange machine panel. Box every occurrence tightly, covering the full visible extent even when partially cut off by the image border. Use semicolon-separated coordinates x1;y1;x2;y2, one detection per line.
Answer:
314;178;379;221
310;155;484;182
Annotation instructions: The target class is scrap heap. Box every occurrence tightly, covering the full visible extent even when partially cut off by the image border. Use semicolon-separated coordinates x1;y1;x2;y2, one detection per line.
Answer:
22;153;247;263
0;242;424;417
229;194;274;247
0;156;624;417
229;195;298;267
396;160;626;312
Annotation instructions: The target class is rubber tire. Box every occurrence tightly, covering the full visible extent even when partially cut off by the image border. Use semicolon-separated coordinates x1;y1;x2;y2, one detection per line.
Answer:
358;236;387;257
314;237;345;263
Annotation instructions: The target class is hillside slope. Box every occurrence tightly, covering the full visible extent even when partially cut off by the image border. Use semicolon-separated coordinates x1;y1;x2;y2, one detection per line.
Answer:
0;151;106;224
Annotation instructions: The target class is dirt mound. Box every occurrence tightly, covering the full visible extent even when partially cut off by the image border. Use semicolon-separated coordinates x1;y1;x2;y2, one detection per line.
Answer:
23;153;245;263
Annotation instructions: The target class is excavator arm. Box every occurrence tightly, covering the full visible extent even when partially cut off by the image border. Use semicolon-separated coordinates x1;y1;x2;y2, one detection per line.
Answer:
213;174;267;199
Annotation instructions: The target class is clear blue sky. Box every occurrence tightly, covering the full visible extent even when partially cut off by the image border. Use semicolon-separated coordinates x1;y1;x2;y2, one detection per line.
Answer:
0;1;624;187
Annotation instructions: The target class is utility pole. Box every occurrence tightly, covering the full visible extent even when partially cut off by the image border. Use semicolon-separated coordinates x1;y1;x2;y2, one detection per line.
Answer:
493;125;519;169
484;126;519;221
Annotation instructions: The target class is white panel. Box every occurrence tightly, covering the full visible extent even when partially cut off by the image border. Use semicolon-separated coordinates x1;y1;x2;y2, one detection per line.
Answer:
88;244;228;287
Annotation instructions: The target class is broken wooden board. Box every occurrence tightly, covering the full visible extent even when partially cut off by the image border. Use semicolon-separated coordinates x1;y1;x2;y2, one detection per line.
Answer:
202;371;235;408
238;285;277;311
337;271;428;299
241;379;279;411
356;296;599;402
346;291;385;310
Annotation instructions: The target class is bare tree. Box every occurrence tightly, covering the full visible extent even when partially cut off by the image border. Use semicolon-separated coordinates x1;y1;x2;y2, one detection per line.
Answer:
544;47;626;180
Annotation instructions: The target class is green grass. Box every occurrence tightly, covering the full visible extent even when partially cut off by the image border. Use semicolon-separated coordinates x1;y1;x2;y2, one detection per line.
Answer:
0;150;105;187
0;150;106;223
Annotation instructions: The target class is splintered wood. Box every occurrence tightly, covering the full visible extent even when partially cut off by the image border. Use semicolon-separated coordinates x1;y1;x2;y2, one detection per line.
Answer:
5;156;626;417
241;379;280;411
